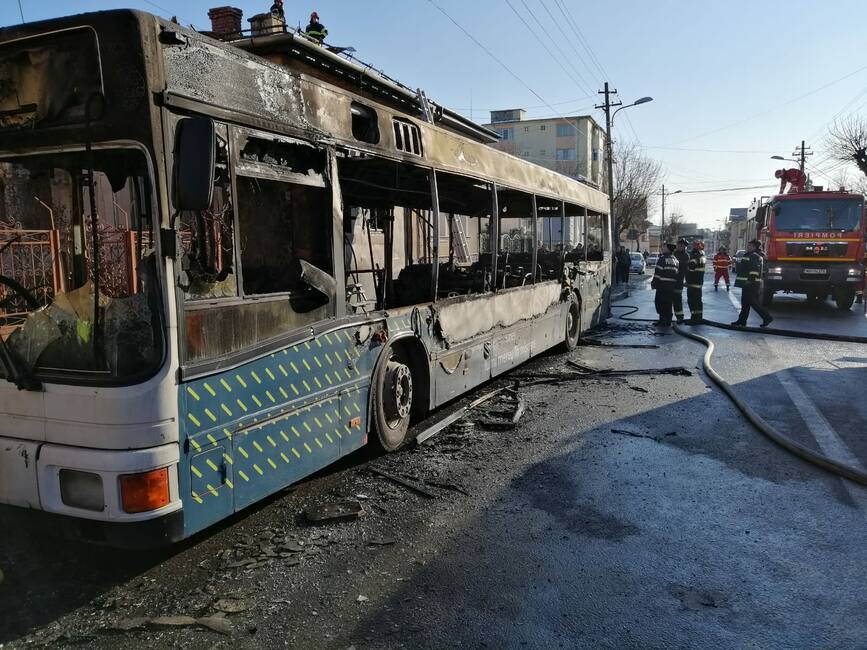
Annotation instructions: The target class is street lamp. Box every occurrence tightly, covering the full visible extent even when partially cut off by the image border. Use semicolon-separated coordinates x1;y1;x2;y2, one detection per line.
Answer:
770;155;797;163
660;185;681;247
596;83;653;271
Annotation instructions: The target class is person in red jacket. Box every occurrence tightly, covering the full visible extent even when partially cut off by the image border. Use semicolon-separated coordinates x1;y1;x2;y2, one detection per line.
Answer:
713;246;732;292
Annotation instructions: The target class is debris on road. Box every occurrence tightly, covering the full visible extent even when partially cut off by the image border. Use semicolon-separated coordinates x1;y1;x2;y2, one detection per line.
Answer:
426;480;471;496
479;388;526;430
415;387;507;445
567;360;692;377
370;467;436;498
111;613;233;636
304;501;366;523
610;428;678;442
213;597;250;613
580;338;661;349
356;595;369;603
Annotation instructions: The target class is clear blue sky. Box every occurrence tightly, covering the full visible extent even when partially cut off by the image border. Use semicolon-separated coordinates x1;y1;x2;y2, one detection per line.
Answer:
4;0;867;229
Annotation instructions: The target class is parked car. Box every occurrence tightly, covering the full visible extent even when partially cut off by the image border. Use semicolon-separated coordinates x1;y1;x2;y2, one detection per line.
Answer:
646;253;659;267
734;249;746;264
629;252;646;275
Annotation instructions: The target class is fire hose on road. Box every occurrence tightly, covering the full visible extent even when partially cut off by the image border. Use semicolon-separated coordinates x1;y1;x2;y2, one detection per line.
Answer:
610;304;867;486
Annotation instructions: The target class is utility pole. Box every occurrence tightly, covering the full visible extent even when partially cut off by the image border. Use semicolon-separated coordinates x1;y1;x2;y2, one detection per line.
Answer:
596;82;621;259
661;183;666;245
792;140;813;173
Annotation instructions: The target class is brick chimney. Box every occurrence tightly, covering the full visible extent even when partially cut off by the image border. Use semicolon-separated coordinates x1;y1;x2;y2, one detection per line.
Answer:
208;6;243;40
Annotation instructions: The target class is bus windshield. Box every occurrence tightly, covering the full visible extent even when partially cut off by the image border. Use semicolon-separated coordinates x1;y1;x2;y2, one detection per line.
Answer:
774;198;863;232
0;149;162;383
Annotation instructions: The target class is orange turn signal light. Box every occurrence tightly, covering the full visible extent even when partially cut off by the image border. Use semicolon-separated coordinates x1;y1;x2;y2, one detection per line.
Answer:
119;467;170;513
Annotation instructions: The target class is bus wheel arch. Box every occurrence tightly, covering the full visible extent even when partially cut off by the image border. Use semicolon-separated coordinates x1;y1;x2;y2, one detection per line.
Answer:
369;336;430;451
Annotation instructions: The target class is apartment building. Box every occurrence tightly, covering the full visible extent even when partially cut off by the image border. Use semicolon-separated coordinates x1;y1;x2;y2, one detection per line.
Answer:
483;109;607;188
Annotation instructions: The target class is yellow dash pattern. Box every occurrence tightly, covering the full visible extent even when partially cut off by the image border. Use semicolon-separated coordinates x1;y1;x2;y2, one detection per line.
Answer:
191;439;202;452
204;382;217;397
325;433;334;444
292;448;301;458
280;430;290;442
238;470;250;482
188;413;201;428
222;404;233;417
253;464;264;475
290;361;300;374
279;387;289;399
207;484;219;497
292;425;301;437
267;435;277;447
290;384;300;396
207;433;218;446
205;408;217;422
314;377;323;389
220;378;232;392
223;428;233;440
324;334;333;345
302;380;312;392
253;441;264;453
251;395;263;408
316;339;322;348
225;479;234;489
266;390;276;403
303;422;312;433
250;371;262;384
304;342;311;350
278;364;289;377
236;399;248;412
192;492;203;504
353;403;361;413
265;368;276;380
302;359;312;371
280;452;290;463
314;417;323;428
235;374;248;388
206;458;219;472
191;465;202;478
335;428;343;439
186;386;200;401
223;453;234;465
315;438;323;448
325;353;333;365
267;458;277;469
238;446;249;459
303;443;312;454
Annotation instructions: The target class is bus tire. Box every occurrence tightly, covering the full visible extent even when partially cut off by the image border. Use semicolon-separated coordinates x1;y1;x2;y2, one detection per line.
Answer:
563;294;581;351
835;288;856;311
371;346;413;451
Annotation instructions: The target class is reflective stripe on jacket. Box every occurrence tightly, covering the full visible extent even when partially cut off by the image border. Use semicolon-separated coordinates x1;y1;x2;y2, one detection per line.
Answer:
652;253;679;289
713;254;731;270
686;251;706;288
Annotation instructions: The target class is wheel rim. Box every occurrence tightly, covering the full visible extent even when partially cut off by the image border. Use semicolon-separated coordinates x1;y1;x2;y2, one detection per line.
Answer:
382;360;412;429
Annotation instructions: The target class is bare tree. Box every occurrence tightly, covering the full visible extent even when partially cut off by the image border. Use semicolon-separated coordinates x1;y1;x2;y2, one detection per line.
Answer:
827;117;867;178
613;143;663;241
664;212;685;242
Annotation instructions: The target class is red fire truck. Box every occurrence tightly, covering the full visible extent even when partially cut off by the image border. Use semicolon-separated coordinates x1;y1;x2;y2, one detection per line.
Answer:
749;168;866;310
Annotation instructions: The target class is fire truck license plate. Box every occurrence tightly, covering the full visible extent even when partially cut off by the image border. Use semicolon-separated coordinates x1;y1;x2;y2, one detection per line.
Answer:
803;268;827;274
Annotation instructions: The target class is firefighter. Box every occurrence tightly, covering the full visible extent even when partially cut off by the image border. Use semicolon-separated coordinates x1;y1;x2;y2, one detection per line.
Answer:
732;239;774;327
686;240;706;324
651;242;679;326
305;11;328;43
270;0;284;20
671;238;689;324
713;246;732;291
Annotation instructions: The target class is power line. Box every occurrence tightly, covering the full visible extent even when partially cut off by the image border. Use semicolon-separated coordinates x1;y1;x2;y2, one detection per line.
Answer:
551;0;608;82
17;0;24;23
502;0;593;96
665;63;867;147
425;0;576;127
450;95;593;111
677;184;777;195
535;0;601;87
648;145;779;155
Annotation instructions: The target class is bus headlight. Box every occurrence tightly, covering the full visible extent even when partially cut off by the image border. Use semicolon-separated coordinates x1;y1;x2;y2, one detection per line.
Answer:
59;469;105;512
847;268;861;276
768;267;783;275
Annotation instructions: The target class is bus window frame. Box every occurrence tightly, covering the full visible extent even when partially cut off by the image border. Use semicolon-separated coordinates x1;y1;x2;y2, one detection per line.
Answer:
174;120;341;376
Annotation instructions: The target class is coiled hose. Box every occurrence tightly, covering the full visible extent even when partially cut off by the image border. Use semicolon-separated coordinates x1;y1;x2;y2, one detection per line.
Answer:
610;304;867;486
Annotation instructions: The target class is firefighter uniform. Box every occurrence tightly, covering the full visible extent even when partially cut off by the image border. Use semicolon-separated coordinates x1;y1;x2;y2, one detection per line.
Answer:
733;242;773;327
651;247;680;325
686;245;706;324
713;249;732;291
305;12;328;42
672;242;689;323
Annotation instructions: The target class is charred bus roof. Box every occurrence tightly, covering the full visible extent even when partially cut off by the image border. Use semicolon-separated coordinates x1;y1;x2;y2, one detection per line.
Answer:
0;9;608;214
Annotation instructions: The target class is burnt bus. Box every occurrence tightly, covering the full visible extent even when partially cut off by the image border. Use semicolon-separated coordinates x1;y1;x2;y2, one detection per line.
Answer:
0;10;611;546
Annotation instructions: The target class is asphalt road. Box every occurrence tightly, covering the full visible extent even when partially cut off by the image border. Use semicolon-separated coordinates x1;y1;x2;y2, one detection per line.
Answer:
2;272;867;649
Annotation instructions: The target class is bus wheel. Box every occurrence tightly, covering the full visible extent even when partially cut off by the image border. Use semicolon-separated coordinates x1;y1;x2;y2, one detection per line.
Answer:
564;295;581;351
372;349;413;451
835;289;856;311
